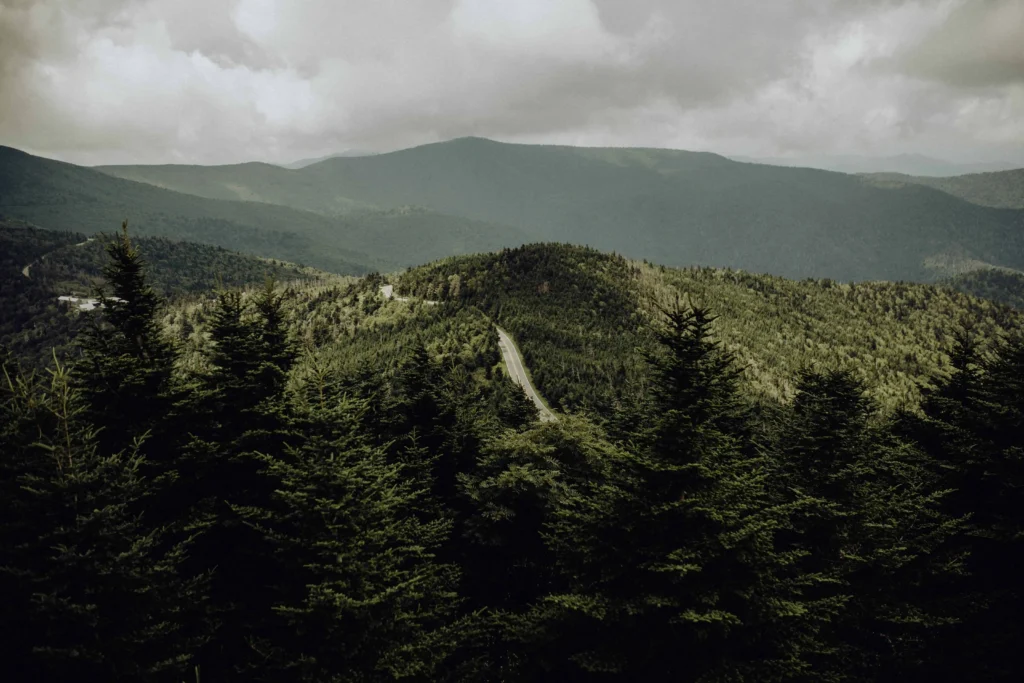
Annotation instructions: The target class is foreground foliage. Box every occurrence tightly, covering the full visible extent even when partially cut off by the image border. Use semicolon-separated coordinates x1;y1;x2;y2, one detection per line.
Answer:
2;238;1022;681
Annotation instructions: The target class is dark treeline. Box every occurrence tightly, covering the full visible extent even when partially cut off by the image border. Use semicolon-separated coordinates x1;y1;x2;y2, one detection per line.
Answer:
945;267;1024;311
0;221;314;371
2;231;1023;682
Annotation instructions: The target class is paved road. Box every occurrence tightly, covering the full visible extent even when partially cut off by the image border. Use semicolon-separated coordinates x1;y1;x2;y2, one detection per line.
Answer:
496;326;556;422
22;237;94;279
378;285;552;422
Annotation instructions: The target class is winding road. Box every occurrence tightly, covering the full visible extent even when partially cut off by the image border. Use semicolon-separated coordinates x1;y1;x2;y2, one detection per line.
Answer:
379;285;556;422
496;326;557;422
22;237;95;279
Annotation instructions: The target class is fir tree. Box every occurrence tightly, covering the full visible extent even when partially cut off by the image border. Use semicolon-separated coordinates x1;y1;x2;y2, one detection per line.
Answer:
491;374;539;430
0;353;52;681
531;305;809;681
1;356;205;682
949;331;1024;682
776;368;963;682
897;324;1015;681
458;417;625;680
74;221;177;457
178;286;297;678
242;391;464;681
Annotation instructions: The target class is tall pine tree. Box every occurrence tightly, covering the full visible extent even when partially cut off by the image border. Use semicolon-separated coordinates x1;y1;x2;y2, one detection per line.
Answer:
241;383;464;681
529;305;810;681
75;221;177;458
1;355;205;682
775;368;964;682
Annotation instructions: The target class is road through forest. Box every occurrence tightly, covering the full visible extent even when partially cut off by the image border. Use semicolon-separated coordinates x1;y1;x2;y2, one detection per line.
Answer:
381;285;556;421
22;237;95;279
495;325;557;422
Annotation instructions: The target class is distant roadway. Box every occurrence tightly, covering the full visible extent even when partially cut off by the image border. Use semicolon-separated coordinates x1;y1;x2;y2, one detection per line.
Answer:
22;237;95;279
495;326;557;422
382;285;557;423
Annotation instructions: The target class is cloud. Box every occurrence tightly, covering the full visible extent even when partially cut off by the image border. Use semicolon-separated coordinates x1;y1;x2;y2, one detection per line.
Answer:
889;0;1024;88
0;0;1021;165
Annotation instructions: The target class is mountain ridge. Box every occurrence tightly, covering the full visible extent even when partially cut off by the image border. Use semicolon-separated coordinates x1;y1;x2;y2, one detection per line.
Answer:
2;145;534;274
13;138;1024;285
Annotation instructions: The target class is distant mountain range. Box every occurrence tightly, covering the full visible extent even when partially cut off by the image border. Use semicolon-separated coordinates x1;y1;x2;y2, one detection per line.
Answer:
0;145;526;275
861;169;1024;209
4;137;1024;284
280;148;379;170
729;153;1020;177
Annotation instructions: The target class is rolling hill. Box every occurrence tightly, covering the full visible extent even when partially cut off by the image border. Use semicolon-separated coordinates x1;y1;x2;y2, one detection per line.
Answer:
1;145;531;275
862;169;1024;209
390;244;1022;414
97;137;1024;283
281;149;379;169
0;219;328;368
731;153;1019;177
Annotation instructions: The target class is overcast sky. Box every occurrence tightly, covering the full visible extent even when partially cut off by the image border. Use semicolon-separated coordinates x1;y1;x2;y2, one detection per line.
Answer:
1;0;1022;166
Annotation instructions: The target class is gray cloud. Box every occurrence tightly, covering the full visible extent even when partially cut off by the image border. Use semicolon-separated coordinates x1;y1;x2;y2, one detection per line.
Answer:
889;0;1024;88
0;0;1021;166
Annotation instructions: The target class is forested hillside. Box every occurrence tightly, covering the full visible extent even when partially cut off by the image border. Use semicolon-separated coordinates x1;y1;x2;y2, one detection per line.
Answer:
733;152;1017;177
942;268;1024;310
863;168;1024;209
0;221;318;368
3;235;1023;682
97;137;1024;282
400;244;1021;413
1;146;529;275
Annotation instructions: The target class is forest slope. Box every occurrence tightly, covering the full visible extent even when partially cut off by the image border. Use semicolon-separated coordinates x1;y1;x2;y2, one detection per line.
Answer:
2;146;530;274
140;243;1024;419
862;169;1024;209
98;137;1024;283
0;221;323;368
6;236;1021;417
396;244;1022;414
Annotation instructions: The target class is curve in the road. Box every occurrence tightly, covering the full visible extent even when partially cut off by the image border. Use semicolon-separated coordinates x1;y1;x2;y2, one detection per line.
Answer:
378;285;552;422
22;236;95;280
496;325;556;423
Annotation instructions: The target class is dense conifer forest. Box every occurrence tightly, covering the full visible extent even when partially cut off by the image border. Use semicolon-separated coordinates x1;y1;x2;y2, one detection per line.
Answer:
943;268;1024;311
0;221;315;369
2;230;1023;682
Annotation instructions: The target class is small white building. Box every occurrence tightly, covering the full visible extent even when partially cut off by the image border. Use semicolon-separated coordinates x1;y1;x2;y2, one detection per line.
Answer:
57;295;126;311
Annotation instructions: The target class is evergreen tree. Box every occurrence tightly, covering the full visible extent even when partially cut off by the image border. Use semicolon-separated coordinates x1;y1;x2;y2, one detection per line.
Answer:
944;331;1024;681
897;325;1020;681
458;417;624;680
1;357;205;682
74;221;177;457
381;343;451;470
178;285;297;678
491;374;539;430
252;277;295;387
775;368;963;682
242;391;464;681
0;353;52;680
529;305;809;681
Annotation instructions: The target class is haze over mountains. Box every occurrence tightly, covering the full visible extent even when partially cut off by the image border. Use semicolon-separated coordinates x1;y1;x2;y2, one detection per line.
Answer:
729;153;1020;177
861;169;1024;210
92;136;1024;283
280;149;379;170
0;144;526;275
3;137;1023;285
